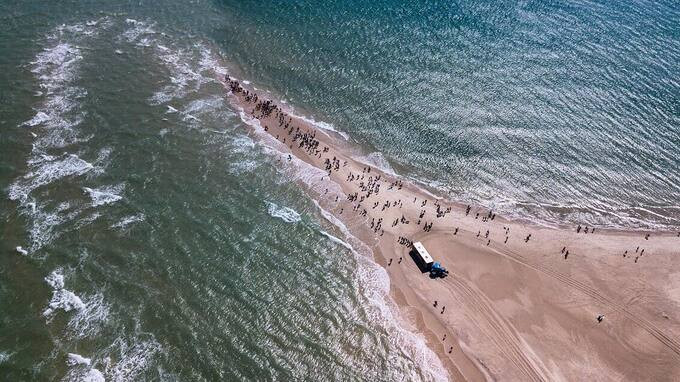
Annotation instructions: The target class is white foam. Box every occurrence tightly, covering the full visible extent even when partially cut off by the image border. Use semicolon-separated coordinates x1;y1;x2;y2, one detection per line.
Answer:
183;113;201;122
44;269;85;318
19;40;87;155
45;269;65;289
44;288;84;316
142;40;223;106
231;135;255;152
64;354;105;382
75;212;102;229
83;183;125;207
319;230;354;251
227;159;259;175
23;201;79;252
166;105;178;113
183;96;223;117
91;147;113;176
122;19;157;43
67;353;91;366
112;213;145;229
8;153;93;202
30;42;82;88
15;246;28;255
107;337;162;381
23;111;52;127
82;368;105;382
68;292;110;338
266;201;302;223
0;351;13;364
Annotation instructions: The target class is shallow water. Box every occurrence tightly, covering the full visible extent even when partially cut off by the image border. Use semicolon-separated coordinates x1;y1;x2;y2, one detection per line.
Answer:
1;0;678;380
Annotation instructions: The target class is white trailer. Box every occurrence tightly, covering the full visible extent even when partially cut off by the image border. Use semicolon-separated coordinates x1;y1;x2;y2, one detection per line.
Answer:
412;241;434;269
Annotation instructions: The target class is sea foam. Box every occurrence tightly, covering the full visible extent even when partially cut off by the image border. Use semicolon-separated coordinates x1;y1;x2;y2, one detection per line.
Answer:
44;269;85;318
67;353;91;366
266;201;302;223
83;183;125;207
111;213;145;229
0;351;13;364
9;154;93;202
106;336;163;381
65;352;105;382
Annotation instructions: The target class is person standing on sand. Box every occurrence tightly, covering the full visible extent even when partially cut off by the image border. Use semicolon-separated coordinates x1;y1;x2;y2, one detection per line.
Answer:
441;306;446;314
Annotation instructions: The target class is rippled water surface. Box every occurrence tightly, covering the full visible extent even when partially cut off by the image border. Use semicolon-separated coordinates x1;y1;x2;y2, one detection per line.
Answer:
1;0;678;380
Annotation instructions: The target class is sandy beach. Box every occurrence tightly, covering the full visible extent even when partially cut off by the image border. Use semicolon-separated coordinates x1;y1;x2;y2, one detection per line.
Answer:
224;77;680;381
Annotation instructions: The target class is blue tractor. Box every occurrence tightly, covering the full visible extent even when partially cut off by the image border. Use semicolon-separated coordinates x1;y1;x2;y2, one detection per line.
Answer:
429;262;449;279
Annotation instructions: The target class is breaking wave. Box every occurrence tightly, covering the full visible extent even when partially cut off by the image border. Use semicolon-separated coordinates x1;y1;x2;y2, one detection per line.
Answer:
266;201;302;223
83;183;125;207
44;269;85;318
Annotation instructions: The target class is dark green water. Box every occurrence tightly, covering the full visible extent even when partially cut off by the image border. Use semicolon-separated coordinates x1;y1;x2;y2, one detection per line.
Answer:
1;0;678;380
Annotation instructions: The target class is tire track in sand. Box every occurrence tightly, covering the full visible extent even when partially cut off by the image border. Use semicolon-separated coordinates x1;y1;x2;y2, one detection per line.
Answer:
492;245;680;358
443;275;550;382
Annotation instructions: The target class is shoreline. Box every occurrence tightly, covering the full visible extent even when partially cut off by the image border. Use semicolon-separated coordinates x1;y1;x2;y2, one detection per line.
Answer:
223;76;680;381
241;80;679;236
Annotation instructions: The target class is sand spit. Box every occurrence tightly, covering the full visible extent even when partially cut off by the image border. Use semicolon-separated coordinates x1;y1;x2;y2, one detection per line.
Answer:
223;76;680;381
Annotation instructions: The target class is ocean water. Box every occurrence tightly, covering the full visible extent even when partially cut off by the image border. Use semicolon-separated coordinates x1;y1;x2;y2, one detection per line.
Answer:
0;0;678;380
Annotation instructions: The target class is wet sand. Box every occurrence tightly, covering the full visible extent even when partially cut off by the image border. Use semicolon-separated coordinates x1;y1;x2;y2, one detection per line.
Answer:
223;77;680;381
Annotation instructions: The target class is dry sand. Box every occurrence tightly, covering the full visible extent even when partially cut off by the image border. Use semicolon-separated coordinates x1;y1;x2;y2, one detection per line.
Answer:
223;77;680;381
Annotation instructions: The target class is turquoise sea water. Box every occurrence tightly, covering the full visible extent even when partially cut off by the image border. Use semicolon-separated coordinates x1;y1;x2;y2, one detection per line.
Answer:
1;0;678;380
